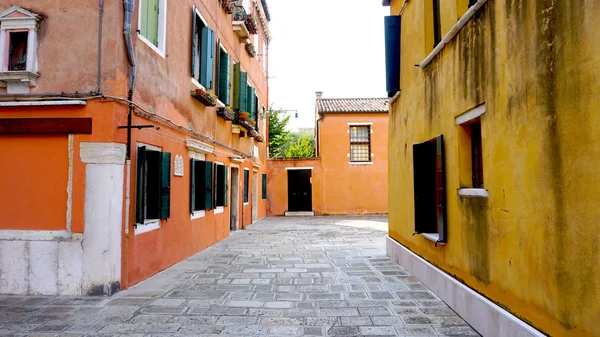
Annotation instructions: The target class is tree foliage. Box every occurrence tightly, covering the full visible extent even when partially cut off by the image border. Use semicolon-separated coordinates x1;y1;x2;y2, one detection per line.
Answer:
268;109;316;159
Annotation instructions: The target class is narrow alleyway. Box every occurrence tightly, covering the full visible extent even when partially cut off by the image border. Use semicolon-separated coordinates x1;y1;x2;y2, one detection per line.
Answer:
0;217;479;336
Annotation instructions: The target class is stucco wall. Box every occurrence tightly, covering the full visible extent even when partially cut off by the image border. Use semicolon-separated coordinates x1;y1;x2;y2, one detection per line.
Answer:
388;1;600;336
266;159;322;215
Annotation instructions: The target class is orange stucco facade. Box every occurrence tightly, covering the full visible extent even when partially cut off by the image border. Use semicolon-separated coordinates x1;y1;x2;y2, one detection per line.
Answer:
267;109;388;216
0;1;270;295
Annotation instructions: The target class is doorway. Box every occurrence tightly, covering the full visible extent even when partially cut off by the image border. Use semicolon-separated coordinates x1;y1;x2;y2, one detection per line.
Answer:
252;170;258;223
287;169;312;212
230;166;239;231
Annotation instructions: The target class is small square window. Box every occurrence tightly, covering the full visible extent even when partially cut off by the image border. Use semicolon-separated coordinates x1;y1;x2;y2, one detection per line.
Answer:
8;32;28;71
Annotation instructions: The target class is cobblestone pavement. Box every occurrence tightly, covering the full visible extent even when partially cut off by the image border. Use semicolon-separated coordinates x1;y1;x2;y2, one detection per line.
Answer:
0;216;480;336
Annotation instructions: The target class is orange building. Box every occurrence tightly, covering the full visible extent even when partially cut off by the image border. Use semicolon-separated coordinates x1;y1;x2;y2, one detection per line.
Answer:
0;0;270;295
267;93;388;216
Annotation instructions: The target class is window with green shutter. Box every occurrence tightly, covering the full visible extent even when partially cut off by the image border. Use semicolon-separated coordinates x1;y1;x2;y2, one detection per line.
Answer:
204;161;213;210
233;63;248;111
247;86;256;120
262;173;267;200
191;7;215;89
141;0;159;47
214;164;228;207
136;146;171;224
243;169;249;203
216;47;231;105
190;159;215;213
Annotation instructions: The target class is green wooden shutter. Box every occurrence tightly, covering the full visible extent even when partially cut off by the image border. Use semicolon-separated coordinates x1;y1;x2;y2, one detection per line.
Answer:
190;159;196;213
262;173;267;199
384;15;401;98
223;166;228;207
233;63;240;109
436;135;447;243
215;41;221;97
247;86;255;119
219;52;231;105
214;163;219;207
142;0;159;46
204;161;213;210
239;71;248;112
200;27;215;88
243;170;249;203
136;146;147;224
191;6;199;79
160;152;171;219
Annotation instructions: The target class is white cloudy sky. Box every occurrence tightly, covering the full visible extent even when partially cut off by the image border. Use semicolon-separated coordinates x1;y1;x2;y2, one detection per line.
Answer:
267;0;390;130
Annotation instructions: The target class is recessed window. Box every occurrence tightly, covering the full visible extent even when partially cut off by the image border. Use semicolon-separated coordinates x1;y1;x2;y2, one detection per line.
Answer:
262;173;267;200
456;104;486;194
216;44;231;105
192;6;215;88
243;169;249;203
136;146;171;224
214;163;228;207
8;32;28;71
432;0;442;47
139;0;166;54
470;121;484;188
349;126;371;162
190;159;213;212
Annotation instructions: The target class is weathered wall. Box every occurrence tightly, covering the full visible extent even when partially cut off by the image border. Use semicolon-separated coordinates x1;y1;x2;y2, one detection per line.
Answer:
266;159;322;215
388;1;600;336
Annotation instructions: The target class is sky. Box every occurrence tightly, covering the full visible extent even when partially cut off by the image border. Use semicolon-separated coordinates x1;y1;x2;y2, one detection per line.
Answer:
267;0;390;130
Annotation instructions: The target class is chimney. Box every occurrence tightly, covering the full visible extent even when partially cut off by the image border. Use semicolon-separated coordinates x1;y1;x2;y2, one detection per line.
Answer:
316;91;323;100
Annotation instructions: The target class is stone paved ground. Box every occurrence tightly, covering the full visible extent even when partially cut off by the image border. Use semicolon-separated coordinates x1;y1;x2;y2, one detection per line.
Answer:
0;216;480;336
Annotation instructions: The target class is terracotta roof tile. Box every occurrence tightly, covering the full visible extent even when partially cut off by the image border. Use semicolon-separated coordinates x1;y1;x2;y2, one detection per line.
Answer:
316;98;389;114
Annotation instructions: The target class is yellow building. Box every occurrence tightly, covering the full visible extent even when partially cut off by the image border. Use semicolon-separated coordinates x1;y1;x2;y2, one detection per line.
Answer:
383;1;600;336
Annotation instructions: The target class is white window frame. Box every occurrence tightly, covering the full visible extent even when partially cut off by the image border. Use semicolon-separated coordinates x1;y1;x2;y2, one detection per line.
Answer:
135;142;163;236
455;104;487;198
137;0;168;58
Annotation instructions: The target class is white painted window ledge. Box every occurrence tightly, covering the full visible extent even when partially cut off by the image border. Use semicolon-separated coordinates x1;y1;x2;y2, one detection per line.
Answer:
214;207;224;214
421;233;446;245
135;219;161;235
191;210;206;220
458;188;489;198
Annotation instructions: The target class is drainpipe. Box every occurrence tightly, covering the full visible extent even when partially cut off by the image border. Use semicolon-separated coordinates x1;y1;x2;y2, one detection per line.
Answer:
315;114;324;157
122;0;137;290
96;0;104;93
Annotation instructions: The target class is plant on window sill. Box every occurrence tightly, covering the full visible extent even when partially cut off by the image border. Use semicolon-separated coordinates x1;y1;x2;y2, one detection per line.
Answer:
233;5;247;22
217;106;235;121
245;13;259;35
254;133;264;142
220;0;234;14
191;88;217;107
245;42;257;58
236;110;250;121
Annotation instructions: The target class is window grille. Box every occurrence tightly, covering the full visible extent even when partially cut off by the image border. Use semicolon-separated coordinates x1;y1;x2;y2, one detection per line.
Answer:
8;32;28;71
350;126;371;162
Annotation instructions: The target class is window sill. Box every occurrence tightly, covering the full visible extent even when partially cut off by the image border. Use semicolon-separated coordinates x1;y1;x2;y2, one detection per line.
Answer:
215;206;224;214
137;34;166;59
135;219;161;235
421;233;446;245
348;162;373;165
458;188;489;198
191;210;206;220
244;202;249;206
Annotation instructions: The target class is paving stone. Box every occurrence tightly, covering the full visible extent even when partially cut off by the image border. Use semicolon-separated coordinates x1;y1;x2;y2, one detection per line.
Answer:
359;307;393;316
304;326;325;336
340;316;373;326
327;326;359;336
223;325;270;335
140;306;187;315
264;301;293;308
260;317;303;325
149;298;185;307
216;316;258;325
317;308;360;316
305;316;340;326
359;326;397;335
403;315;436;324
226;300;264;308
435;325;480;335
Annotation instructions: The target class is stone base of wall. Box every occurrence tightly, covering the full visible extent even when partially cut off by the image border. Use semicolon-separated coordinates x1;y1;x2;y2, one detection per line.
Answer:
386;236;545;337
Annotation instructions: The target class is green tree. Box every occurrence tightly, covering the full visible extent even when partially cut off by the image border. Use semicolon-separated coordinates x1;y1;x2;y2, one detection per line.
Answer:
283;130;316;159
267;108;290;158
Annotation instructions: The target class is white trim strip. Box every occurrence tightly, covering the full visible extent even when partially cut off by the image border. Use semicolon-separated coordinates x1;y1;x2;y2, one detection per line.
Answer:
0;230;72;241
420;0;489;68
458;188;489;198
348;162;373;165
134;220;161;235
191;210;206;220
456;104;486;125
0;100;86;107
214;207;224;214
284;167;313;170
347;122;373;126
421;233;445;245
386;237;545;337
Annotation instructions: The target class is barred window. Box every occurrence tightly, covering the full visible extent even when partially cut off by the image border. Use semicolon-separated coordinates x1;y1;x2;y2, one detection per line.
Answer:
349;126;371;162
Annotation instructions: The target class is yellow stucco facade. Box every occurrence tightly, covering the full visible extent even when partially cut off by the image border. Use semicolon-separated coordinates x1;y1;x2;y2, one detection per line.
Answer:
387;1;600;336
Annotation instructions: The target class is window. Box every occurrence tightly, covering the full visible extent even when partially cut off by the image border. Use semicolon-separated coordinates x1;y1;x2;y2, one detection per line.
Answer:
190;159;213;213
139;0;167;54
233;63;248;111
246;85;256;119
470;122;483;188
384;15;401;98
349;126;371;162
136;146;171;224
243;169;249;203
468;0;478;7
8;32;28;71
214;163;228;207
216;44;231;105
413;135;446;244
432;0;442;47
191;6;215;88
262;173;267;200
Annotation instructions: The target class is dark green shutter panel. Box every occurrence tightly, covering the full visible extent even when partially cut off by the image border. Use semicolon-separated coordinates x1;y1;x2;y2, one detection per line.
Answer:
384;15;401;98
200;27;215;88
204;161;213;210
233;63;241;109
239;71;248;112
247;86;256;120
191;6;199;79
262;173;267;200
219;52;231;105
243;170;249;203
436;135;447;243
160;152;171;219
136;146;147;224
190;159;196;213
223;166;228;207
214;163;219;207
215;41;221;98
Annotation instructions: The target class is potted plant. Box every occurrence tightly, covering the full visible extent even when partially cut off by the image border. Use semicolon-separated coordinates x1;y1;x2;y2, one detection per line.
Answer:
236;111;250;121
245;43;257;58
245;13;259;35
220;0;233;14
217;106;235;121
248;118;257;128
191;88;217;107
254;133;264;142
